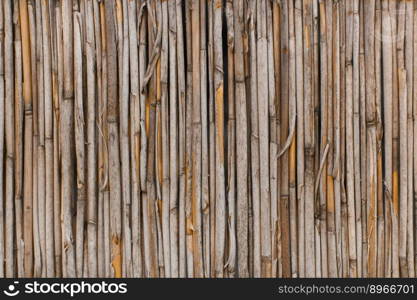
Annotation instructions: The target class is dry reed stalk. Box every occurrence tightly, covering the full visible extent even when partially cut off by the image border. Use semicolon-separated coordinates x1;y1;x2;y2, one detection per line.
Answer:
190;0;203;278
270;1;288;277
339;0;348;278
207;0;216;278
160;0;170;278
285;0;296;278
312;0;321;278
121;0;133;278
397;1;407;274
364;0;377;278
295;0;305;277
325;0;337;278
144;1;159;277
14;5;24;277
84;0;98;278
35;0;46;278
413;0;417;275
175;0;186;278
99;0;112;278
248;0;260;277
200;0;210;279
375;0;384;278
303;0;315;278
60;0;76;278
359;0;368;276
266;0;277;279
213;0;226;278
127;0;141;278
389;0;400;278
104;0;122;278
243;2;253;275
256;0;271;278
4;0;15;278
331;1;343;277
318;0;328;278
381;0;390;277
0;0;5;278
351;0;362;278
225;0;236;278
19;0;33;278
345;0;357;278
74;11;86;277
41;0;54;278
184;0;194;277
52;2;62;277
168;0;179;278
234;0;248;278
404;0;414;278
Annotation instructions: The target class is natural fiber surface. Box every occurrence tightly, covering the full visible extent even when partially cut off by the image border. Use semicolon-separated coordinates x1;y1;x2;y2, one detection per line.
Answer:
0;0;415;278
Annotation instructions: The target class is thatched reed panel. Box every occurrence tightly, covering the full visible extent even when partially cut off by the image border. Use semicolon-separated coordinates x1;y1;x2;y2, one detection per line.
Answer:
0;0;414;278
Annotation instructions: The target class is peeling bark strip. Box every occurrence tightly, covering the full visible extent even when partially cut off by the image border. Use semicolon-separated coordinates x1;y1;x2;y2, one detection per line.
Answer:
0;0;417;278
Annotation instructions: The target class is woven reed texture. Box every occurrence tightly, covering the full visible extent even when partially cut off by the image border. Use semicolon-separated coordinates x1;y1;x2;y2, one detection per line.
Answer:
0;0;414;278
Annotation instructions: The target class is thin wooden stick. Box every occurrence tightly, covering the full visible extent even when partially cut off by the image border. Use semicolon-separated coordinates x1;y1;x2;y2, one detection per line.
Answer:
84;0;98;278
168;0;178;279
234;0;249;278
213;0;226;278
4;0;15;278
175;0;186;278
0;0;5;278
14;5;24;277
248;0;260;277
104;0;122;278
74;11;86;277
19;0;34;278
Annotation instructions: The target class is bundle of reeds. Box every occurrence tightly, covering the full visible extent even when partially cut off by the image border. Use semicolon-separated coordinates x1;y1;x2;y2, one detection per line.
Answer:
0;0;416;278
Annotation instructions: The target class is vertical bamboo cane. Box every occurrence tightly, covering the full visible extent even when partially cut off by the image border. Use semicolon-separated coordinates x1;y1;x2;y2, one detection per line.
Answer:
256;0;271;278
318;0;329;278
52;2;62;277
84;0;98;278
397;0;408;275
20;0;34;278
14;5;24;277
213;0;226;278
200;0;210;279
295;0;306;277
168;0;178;279
4;0;15;278
191;0;203;278
234;0;249;278
104;0;122;278
303;0;316;278
248;0;260;277
74;12;86;277
375;0;384;278
404;0;414;278
352;0;362;278
41;0;54;278
225;0;236;278
175;0;186;278
0;0;5;278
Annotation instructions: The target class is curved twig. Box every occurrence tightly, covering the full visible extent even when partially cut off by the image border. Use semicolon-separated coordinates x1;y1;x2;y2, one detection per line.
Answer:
277;111;297;158
141;16;162;94
136;1;147;42
314;143;330;197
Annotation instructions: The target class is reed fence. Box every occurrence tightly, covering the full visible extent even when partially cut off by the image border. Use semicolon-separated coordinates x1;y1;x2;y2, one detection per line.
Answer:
0;0;415;278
